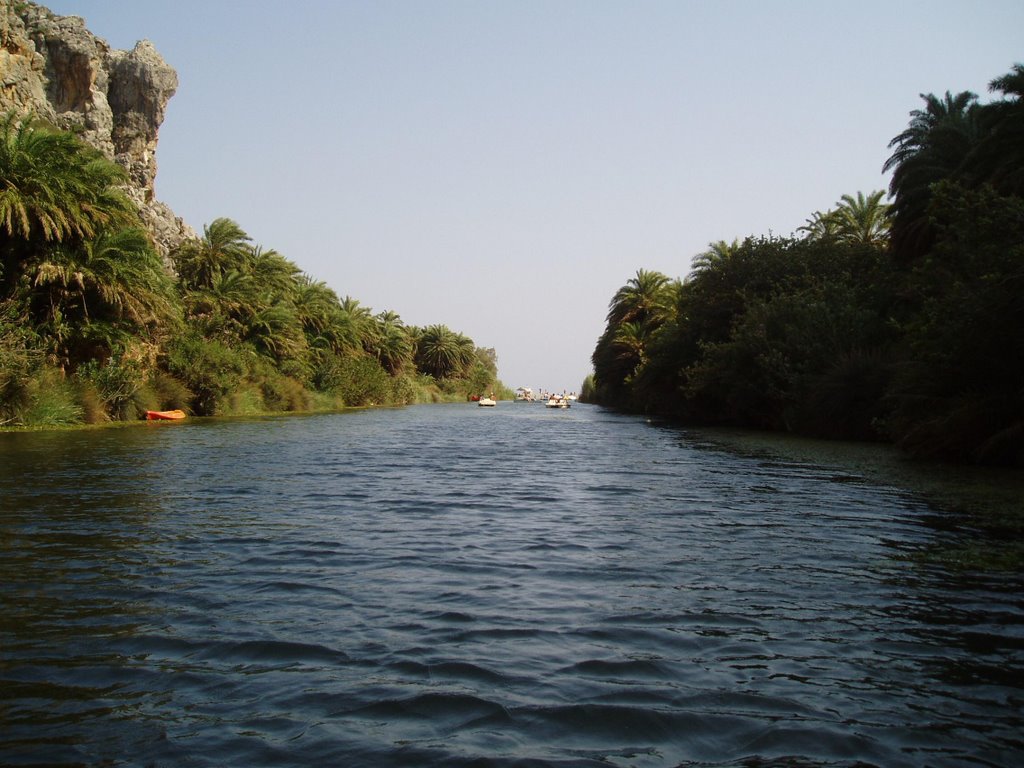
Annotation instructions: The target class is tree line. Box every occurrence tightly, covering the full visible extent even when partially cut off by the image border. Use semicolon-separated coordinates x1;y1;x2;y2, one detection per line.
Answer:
588;64;1024;467
0;112;505;426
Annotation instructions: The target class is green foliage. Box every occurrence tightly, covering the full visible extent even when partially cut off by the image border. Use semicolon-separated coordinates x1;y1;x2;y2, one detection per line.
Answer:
884;90;982;261
594;236;899;437
465;360;496;397
884;67;1024;263
172;217;253;291
389;374;418;405
591;269;678;408
414;324;476;379
795;347;893;440
885;183;1024;464
136;370;192;413
332;355;393;407
29;229;178;369
20;368;83;426
165;334;246;416
0;117;521;428
801;191;891;246
0;111;135;248
75;355;146;421
589;63;1024;465
252;357;311;412
0;299;42;424
579;374;597;402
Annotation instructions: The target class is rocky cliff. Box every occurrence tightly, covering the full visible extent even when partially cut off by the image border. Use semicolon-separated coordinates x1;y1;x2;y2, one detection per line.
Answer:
0;0;194;256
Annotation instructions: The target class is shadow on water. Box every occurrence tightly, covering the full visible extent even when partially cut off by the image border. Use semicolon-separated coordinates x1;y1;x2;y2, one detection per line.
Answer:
0;427;179;765
671;424;1024;572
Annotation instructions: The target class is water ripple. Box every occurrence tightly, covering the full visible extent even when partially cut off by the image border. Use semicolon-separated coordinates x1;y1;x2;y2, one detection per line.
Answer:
2;403;1022;767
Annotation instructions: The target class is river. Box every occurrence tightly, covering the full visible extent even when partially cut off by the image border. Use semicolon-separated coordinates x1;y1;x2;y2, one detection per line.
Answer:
1;402;1022;767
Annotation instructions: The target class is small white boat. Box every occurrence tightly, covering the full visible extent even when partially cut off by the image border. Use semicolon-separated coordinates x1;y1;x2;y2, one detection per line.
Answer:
545;396;570;409
478;397;497;407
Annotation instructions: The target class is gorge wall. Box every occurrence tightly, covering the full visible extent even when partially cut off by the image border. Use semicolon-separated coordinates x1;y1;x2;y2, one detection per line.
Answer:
0;0;194;256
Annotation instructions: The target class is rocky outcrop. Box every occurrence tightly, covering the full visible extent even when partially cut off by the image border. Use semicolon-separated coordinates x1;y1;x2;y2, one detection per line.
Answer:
0;0;195;257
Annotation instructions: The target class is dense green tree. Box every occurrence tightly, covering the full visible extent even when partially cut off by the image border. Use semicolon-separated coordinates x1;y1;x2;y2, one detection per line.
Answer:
29;227;177;369
798;210;842;241
338;296;376;352
596;236;898;436
0;298;41;423
244;300;306;366
968;64;1024;195
292;276;360;355
165;333;246;416
173;217;253;291
886;183;1024;464
584;63;1024;464
0;112;135;262
249;246;300;295
293;276;339;334
884;90;981;261
690;239;741;272
415;324;475;379
606;268;676;327
799;192;889;246
592;269;677;407
833;191;890;246
371;311;413;375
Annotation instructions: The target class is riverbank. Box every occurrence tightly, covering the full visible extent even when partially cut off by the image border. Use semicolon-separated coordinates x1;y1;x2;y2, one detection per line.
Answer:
0;372;513;432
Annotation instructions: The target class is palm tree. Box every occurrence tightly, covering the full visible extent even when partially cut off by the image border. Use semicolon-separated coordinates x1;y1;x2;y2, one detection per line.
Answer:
250;246;301;297
606;269;675;327
798;212;841;241
691;240;741;275
883;91;981;260
612;321;650;368
339;296;377;352
173;217;253;291
832;191;890;246
205;269;257;315
415;324;474;379
0;112;136;243
244;300;306;362
375;322;413;375
29;228;177;368
968;63;1024;195
1;112;137;290
592;270;679;406
293;276;339;334
372;311;412;375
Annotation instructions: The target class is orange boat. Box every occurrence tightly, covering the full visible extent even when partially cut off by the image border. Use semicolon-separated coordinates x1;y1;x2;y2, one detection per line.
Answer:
145;409;187;420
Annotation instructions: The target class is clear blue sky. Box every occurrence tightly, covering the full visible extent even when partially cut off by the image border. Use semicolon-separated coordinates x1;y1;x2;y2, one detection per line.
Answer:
44;0;1024;393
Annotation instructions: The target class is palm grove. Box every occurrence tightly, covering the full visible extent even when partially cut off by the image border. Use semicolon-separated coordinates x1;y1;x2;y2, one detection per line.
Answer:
0;112;504;425
589;64;1024;467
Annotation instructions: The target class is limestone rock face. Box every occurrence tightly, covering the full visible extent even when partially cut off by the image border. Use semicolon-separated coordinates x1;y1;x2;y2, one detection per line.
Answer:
0;0;195;257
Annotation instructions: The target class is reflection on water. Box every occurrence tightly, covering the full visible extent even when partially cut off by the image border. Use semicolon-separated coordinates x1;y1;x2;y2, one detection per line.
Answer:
1;405;1022;767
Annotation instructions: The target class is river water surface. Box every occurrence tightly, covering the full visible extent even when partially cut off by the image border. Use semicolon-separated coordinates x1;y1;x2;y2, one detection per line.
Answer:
1;403;1022;767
